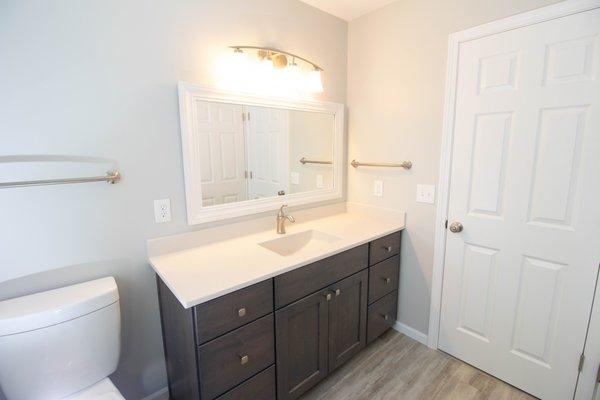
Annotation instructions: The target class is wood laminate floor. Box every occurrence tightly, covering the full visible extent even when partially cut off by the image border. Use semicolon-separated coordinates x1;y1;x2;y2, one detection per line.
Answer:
302;330;536;400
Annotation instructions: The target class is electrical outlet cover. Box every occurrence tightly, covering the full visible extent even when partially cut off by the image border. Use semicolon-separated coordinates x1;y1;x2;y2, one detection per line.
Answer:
290;172;300;185
373;180;383;197
154;198;172;223
316;174;324;189
416;184;435;204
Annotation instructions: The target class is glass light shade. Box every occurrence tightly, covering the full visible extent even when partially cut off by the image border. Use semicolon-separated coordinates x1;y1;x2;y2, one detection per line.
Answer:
260;57;274;72
307;69;324;93
285;63;301;91
231;49;246;64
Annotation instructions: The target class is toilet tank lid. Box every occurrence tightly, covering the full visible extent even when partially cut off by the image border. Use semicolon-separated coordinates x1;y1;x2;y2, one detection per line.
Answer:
0;277;119;337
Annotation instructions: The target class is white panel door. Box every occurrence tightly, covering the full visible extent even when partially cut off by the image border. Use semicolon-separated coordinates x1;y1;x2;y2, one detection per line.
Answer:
246;106;290;199
194;101;247;206
439;8;600;400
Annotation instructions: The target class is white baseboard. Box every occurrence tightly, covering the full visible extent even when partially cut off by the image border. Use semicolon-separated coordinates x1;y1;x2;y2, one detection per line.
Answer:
140;387;169;400
393;321;428;345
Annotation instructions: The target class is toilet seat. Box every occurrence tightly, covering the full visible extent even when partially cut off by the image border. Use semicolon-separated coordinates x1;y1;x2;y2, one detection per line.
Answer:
62;378;125;400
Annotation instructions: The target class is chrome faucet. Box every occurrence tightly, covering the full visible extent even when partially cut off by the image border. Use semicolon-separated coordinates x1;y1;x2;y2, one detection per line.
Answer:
276;205;295;234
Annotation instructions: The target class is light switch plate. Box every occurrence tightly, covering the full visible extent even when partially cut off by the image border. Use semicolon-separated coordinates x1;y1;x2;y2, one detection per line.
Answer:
373;180;383;197
316;174;324;189
154;198;172;223
290;172;300;185
416;184;435;204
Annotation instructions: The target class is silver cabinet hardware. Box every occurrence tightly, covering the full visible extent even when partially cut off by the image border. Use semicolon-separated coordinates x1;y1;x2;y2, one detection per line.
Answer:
238;307;246;317
383;246;392;252
323;292;332;301
335;289;341;296
382;277;391;284
380;313;389;320
449;221;463;233
239;355;249;365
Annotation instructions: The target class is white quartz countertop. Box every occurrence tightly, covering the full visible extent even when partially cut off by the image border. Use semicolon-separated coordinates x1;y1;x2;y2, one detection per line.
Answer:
148;204;405;308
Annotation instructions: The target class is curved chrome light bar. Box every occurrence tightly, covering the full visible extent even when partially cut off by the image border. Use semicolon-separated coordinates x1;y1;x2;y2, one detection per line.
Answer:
229;46;324;71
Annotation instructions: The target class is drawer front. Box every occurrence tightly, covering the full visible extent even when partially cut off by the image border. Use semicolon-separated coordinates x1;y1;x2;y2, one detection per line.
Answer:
274;244;368;309
369;231;401;265
195;280;273;344
368;255;399;304
198;314;275;400
367;290;398;344
215;365;276;400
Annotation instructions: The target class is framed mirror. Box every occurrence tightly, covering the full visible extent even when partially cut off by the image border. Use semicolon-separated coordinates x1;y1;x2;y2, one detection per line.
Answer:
178;82;344;225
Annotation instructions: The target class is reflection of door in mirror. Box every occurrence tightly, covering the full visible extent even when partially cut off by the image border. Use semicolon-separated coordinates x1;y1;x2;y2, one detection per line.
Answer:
195;101;247;206
245;106;290;199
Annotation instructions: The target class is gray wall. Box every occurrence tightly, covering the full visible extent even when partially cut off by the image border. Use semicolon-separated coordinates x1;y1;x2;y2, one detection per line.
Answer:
346;0;561;336
0;1;347;398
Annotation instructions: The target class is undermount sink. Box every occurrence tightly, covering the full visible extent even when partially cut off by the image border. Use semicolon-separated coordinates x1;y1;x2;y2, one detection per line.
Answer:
259;229;342;256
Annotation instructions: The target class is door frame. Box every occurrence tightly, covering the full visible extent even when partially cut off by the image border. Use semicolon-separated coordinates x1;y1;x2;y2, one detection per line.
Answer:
428;0;600;352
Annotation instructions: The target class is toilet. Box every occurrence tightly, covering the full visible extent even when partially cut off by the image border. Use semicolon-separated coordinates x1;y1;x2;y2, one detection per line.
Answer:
0;277;124;400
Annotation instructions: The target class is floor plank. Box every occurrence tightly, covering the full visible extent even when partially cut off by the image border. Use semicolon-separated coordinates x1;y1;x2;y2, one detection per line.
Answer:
301;330;536;400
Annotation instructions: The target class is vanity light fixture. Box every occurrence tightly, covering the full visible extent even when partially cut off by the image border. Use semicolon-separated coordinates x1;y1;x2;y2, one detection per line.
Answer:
229;46;324;93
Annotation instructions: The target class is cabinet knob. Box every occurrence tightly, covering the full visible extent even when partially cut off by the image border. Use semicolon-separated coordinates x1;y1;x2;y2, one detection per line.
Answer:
335;289;341;296
383;246;392;252
323;292;332;301
382;277;391;284
238;307;246;317
380;313;389;320
239;355;249;365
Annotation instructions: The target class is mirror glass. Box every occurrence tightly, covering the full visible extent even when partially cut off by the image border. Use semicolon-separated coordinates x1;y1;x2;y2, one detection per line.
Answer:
195;100;335;207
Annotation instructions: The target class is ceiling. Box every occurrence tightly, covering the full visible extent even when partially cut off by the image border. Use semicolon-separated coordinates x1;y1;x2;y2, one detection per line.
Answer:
299;0;398;21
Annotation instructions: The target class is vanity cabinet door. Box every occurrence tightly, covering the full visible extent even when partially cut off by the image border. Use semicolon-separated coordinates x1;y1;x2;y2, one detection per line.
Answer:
329;270;369;372
275;289;330;400
328;270;368;372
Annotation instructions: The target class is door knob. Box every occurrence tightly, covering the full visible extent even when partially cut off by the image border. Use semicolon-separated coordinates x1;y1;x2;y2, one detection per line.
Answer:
449;221;463;233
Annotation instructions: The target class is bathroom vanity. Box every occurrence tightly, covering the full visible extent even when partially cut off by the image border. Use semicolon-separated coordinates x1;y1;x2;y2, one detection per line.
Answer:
149;84;406;400
150;206;404;400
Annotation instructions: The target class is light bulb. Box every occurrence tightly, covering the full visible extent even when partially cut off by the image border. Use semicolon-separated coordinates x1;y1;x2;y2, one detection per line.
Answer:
307;69;323;93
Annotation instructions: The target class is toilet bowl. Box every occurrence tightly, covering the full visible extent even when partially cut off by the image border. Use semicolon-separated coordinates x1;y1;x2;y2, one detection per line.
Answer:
0;277;125;400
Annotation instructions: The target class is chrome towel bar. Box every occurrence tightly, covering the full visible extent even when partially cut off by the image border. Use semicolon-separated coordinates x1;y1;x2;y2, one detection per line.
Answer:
299;157;332;165
351;160;412;169
0;170;122;189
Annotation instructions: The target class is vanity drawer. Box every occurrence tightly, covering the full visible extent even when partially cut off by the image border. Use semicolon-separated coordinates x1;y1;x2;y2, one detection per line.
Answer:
215;365;276;400
369;232;401;265
274;244;368;308
197;314;275;400
368;255;399;304
194;280;273;344
367;290;398;344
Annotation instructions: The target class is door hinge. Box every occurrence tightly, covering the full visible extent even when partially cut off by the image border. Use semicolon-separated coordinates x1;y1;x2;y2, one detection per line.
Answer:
247;112;250;121
597;362;600;383
242;112;246;122
445;220;448;229
578;353;585;372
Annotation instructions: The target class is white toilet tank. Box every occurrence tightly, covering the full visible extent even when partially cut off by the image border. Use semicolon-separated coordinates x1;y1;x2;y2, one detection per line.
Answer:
0;277;121;400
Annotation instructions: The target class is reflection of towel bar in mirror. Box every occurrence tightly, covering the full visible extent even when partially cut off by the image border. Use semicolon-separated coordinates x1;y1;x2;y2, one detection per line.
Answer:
351;160;412;169
0;170;122;189
299;157;332;165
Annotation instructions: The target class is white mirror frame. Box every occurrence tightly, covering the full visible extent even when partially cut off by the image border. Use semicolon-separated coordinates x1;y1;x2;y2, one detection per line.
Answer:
178;82;345;225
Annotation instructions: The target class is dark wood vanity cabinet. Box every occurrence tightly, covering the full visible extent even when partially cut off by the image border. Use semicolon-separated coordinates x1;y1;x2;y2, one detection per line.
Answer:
157;231;401;400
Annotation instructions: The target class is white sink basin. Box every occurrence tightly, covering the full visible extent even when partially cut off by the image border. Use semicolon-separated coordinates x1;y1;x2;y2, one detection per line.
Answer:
259;230;342;257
